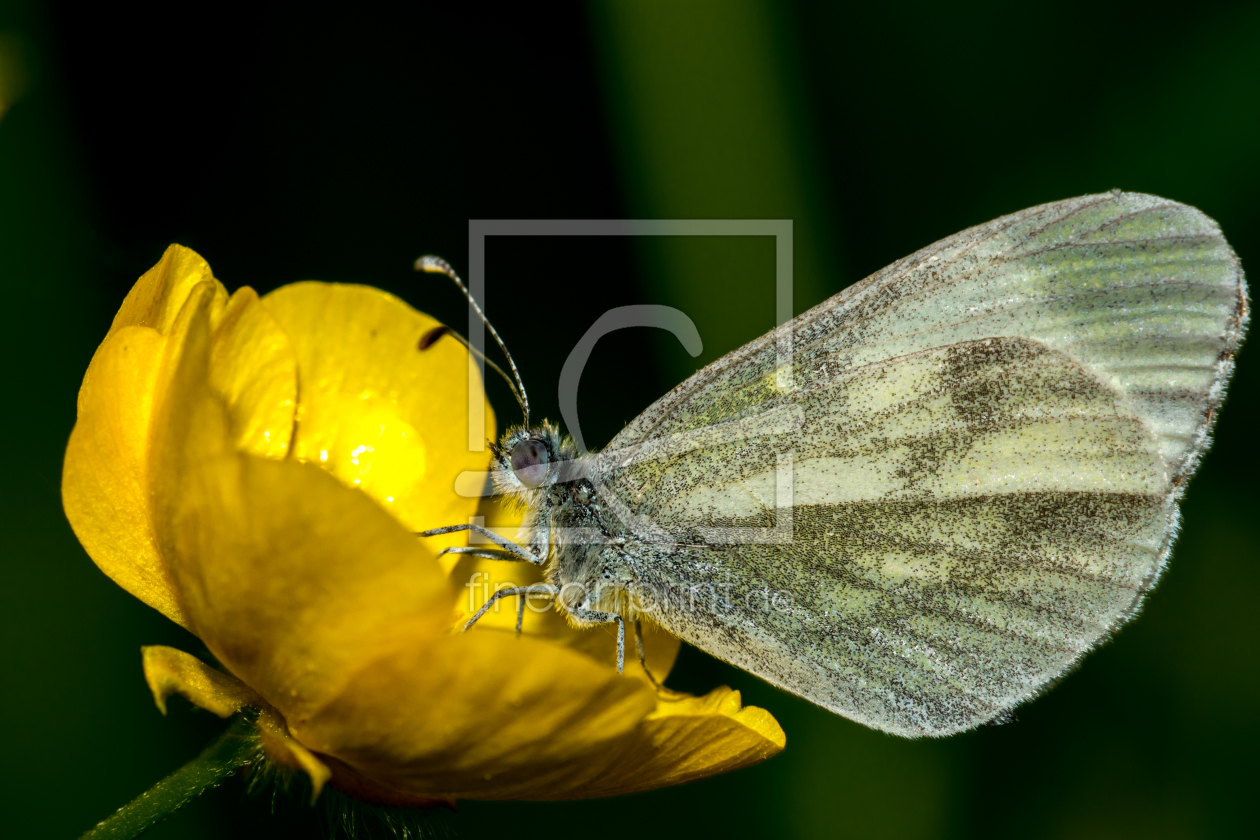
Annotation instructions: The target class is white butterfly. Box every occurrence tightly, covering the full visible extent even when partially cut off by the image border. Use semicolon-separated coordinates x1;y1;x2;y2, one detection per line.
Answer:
423;191;1247;737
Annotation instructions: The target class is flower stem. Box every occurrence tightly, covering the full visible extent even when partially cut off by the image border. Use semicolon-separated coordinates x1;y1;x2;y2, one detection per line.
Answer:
79;716;260;840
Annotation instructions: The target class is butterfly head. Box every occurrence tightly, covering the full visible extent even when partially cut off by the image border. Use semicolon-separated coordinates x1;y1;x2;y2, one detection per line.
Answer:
489;422;576;499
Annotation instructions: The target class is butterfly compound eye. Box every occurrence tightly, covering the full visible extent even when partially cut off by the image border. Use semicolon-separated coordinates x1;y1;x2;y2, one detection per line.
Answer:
510;439;550;488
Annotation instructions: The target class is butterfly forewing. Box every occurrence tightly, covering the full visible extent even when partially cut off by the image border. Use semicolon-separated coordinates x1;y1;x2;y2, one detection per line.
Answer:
594;191;1246;736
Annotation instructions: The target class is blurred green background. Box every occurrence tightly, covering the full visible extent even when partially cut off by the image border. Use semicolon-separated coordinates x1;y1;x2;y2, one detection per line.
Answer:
2;1;1257;837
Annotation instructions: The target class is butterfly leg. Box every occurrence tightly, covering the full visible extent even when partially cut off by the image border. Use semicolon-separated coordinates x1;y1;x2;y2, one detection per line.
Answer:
633;620;662;689
570;608;626;674
462;584;559;632
437;547;532;562
418;523;543;565
515;584;557;633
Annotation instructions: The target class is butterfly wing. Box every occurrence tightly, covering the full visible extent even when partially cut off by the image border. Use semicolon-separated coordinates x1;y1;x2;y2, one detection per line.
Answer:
596;191;1247;737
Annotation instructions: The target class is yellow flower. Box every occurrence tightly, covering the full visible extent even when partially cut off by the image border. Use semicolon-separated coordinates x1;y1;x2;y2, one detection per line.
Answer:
62;245;784;805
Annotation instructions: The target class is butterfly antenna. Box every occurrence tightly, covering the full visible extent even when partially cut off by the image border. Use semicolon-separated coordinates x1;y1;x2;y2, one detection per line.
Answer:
418;325;526;418
415;255;531;427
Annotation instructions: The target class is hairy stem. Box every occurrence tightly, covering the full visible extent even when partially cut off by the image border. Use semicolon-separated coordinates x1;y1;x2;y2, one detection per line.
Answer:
79;716;259;839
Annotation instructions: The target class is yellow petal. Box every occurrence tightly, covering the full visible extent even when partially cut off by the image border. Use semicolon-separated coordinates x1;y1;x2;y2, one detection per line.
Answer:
108;244;227;338
64;246;227;626
142;644;266;717
162;449;458;726
306;629;784;801
145;298;455;721
291;628;658;800
63;325;187;624
142;646;331;799
573;686;786;799
314;756;456;810
210;287;297;459
260;282;494;555
64;246;293;627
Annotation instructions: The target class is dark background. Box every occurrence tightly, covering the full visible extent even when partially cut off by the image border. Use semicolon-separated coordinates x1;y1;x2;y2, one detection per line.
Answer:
2;2;1257;838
